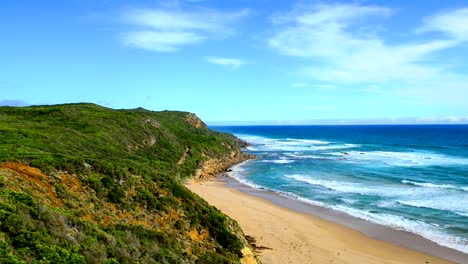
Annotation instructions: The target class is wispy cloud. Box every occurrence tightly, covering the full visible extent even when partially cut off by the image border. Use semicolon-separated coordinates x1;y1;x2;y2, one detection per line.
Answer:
419;8;468;41
268;3;468;84
205;56;245;68
122;7;249;52
269;3;394;59
124;31;204;52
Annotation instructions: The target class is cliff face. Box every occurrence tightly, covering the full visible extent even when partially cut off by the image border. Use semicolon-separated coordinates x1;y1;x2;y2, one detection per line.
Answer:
185;113;207;129
0;103;258;264
194;151;255;181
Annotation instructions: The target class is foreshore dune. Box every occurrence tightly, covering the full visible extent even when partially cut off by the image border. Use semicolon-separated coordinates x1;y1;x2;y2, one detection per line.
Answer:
186;177;457;264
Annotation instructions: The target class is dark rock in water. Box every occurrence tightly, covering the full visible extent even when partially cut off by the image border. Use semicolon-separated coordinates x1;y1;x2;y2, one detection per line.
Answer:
237;139;251;148
226;168;233;172
342;152;349;155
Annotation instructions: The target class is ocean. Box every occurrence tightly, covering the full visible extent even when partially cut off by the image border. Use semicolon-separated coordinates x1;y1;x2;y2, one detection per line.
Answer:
212;125;468;254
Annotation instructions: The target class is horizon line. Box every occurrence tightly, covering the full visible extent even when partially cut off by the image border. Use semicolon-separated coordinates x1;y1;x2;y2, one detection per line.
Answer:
207;118;468;126
208;123;468;126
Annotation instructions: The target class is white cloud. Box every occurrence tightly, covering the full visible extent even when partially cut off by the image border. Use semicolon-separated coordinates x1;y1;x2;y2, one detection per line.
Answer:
419;8;468;41
269;3;393;59
205;56;245;68
268;3;468;84
271;3;393;24
123;31;204;52
122;8;249;52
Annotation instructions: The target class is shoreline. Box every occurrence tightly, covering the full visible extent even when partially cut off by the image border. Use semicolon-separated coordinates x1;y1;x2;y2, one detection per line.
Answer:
222;174;468;263
187;174;467;263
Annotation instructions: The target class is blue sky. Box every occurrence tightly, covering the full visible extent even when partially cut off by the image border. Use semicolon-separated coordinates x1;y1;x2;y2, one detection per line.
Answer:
1;0;468;124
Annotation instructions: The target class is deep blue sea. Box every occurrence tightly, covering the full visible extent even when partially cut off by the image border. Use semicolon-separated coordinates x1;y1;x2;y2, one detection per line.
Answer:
212;125;468;254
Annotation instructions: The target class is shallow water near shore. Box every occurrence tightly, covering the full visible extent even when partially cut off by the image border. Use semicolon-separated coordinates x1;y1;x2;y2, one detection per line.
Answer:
212;125;468;257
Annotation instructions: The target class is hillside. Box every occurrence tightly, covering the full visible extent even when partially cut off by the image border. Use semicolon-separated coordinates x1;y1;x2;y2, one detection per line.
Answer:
0;103;256;263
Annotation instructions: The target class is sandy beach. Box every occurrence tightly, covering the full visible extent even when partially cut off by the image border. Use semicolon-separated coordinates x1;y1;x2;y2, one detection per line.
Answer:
186;177;460;264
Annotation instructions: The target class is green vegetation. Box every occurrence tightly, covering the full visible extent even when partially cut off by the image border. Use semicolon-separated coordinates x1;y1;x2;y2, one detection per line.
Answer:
0;103;251;263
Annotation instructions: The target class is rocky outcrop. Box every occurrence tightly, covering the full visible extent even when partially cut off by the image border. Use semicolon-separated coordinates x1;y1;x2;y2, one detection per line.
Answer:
143;135;156;147
143;118;160;129
185;113;207;129
236;138;251;148
193;151;255;181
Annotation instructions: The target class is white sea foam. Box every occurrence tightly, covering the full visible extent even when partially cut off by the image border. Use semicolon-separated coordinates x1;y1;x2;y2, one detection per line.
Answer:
238;134;468;168
272;190;327;207
226;167;327;207
284;152;324;159
231;177;264;190
225;161;265;190
310;144;359;151
228;160;249;172
402;180;454;189
286;138;331;144
269;145;318;152
331;205;468;254
263;159;296;164
235;134;357;152
401;180;467;192
293;195;327;207
265;143;357;152
329;150;468;167
396;196;468;214
285;174;417;197
376;200;397;208
235;134;275;146
341;198;359;205
287;174;468;213
455;212;468;217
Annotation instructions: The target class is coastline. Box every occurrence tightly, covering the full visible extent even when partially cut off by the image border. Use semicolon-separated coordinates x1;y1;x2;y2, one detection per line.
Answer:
186;174;467;263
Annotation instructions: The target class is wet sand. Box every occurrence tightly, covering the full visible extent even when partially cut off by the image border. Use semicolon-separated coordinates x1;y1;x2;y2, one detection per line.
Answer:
186;176;467;264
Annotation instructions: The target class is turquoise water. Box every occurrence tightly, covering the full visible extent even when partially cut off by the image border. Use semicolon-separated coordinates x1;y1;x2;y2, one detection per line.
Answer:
212;125;468;254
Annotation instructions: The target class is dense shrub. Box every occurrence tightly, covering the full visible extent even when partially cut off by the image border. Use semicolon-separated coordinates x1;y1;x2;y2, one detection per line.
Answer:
0;103;247;263
107;187;125;204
